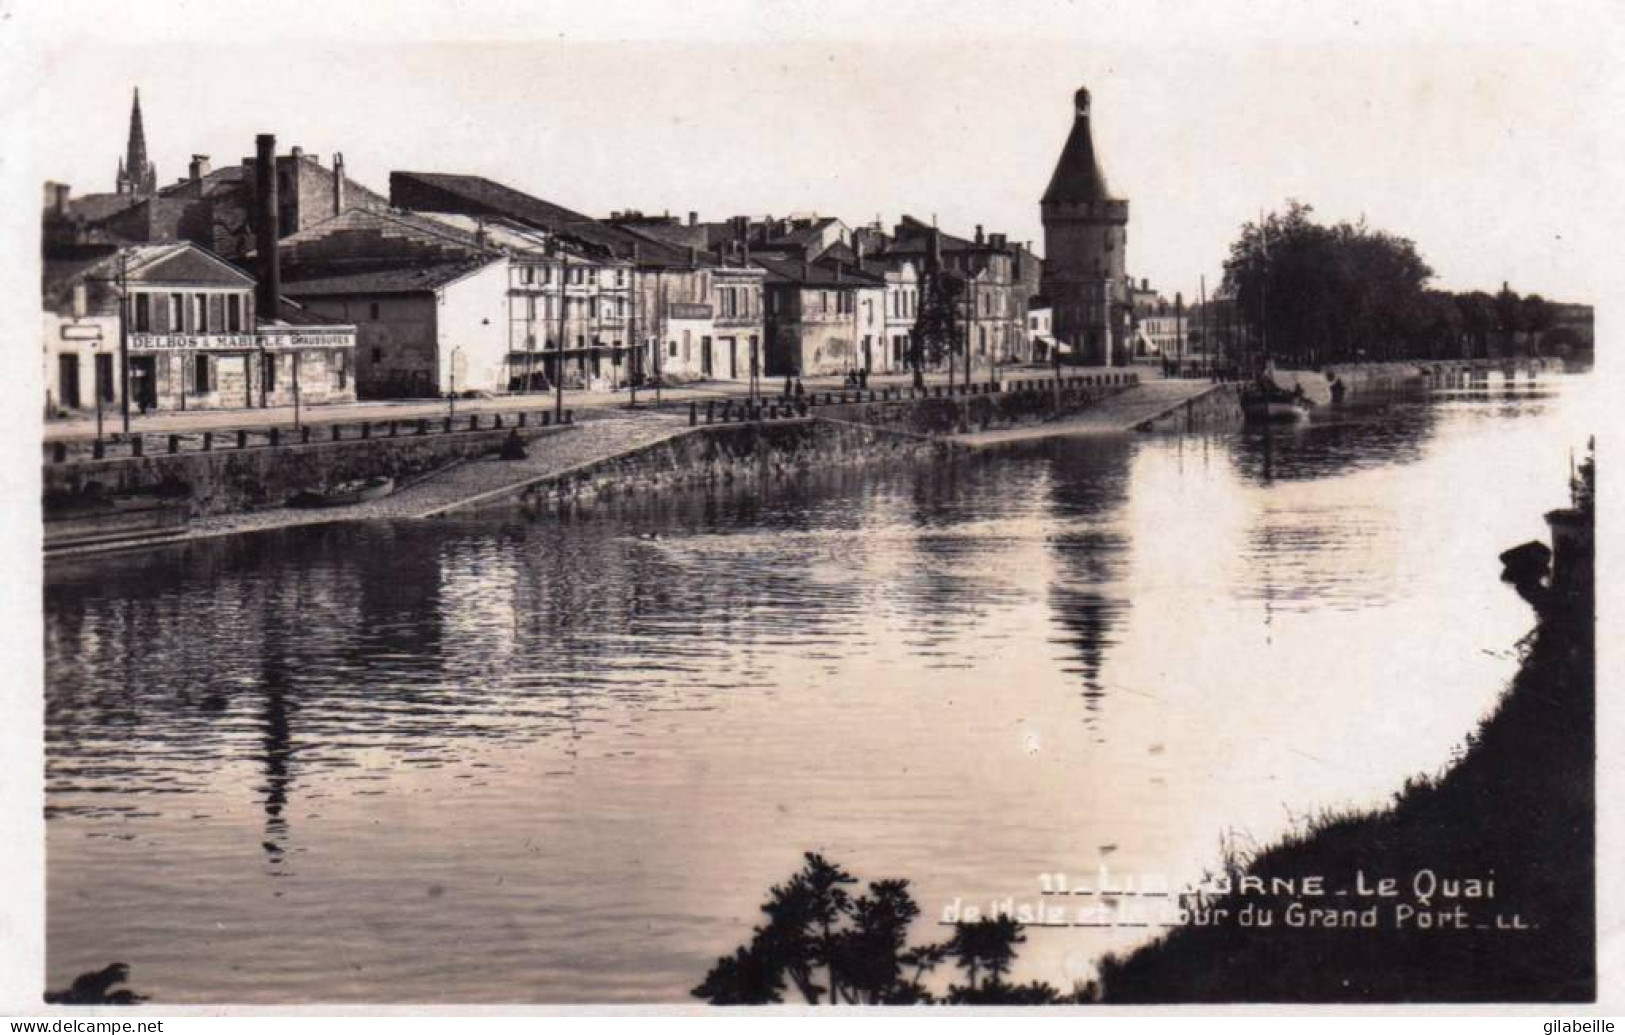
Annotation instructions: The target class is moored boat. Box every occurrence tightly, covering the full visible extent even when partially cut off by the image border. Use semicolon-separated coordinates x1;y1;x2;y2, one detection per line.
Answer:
1241;380;1312;423
289;476;396;509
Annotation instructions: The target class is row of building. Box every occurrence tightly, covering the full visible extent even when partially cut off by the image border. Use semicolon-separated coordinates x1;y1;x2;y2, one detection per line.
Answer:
43;87;1193;415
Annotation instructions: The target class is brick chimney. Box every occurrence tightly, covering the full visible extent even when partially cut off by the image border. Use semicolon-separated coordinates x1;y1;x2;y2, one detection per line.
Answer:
332;152;346;215
254;133;281;320
188;155;211;181
688;211;698;227
975;224;985;245
52;182;70;216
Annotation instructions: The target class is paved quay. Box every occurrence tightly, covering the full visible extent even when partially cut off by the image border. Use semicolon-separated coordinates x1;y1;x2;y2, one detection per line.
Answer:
41;365;1138;443
44;410;695;558
954;379;1224;446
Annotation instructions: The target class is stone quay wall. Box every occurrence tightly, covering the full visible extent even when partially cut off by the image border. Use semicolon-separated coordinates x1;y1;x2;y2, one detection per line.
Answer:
43;413;577;518
684;371;1141;437
1135;383;1245;432
507;418;955;512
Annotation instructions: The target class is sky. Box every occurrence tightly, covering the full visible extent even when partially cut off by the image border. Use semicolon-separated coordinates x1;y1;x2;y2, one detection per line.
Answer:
9;0;1620;304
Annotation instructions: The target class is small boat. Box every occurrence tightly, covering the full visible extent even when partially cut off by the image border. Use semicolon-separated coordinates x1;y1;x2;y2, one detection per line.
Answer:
289;476;395;509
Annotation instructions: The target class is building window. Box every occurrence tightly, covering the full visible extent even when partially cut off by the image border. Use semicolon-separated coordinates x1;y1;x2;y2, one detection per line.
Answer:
522;266;536;285
169;293;184;330
369;302;381;320
263;352;277;391
133;293;152;332
371;347;382;364
193;294;208;332
193;354;211;393
226;294;243;332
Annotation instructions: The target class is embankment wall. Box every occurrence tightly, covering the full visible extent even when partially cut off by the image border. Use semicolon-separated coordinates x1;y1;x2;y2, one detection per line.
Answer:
44;423;576;518
505;418;955;512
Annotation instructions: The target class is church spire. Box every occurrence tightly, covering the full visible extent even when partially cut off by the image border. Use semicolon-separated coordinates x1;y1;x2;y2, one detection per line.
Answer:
116;87;156;197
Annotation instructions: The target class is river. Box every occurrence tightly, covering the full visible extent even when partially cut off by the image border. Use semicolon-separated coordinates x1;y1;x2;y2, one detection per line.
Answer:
43;374;1593;1003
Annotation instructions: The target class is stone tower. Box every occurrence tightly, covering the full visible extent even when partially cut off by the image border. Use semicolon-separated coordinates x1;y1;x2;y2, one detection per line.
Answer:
115;88;157;197
1040;86;1128;366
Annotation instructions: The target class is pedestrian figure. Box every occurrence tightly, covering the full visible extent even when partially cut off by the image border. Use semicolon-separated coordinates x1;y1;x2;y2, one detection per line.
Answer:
794;378;805;400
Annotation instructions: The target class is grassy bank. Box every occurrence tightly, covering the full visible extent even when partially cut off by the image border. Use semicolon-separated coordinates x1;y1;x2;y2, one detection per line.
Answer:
1091;585;1595;1002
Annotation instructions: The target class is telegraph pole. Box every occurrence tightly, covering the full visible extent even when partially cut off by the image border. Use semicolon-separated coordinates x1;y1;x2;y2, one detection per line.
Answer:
117;249;131;434
555;248;568;423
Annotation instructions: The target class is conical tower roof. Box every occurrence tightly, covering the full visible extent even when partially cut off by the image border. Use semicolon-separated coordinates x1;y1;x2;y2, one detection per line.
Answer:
1042;86;1117;205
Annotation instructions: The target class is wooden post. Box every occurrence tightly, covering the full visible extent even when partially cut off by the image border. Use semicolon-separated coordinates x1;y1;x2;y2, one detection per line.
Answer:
201;432;212;452
237;430;248;449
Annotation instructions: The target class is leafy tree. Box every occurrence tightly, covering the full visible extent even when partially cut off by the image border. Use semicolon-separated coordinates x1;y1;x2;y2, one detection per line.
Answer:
1221;201;1434;367
912;270;965;390
693;854;1062;1005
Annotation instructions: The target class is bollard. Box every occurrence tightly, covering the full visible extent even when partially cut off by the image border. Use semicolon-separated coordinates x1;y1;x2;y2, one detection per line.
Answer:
565;410;574;425
302;426;313;444
92;440;105;460
417;419;429;436
469;415;479;431
131;436;144;458
332;425;342;442
362;423;372;440
542;411;552;426
769;404;779;419
52;442;67;463
689;401;698;426
269;428;280;447
237;430;248;449
442;417;452;433
705;401;715;424
389;421;399;438
201;432;212;453
495;414;504;429
517;412;527;428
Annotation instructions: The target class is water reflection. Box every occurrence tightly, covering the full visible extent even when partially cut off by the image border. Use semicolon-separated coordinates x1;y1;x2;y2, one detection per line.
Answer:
44;380;1590;1002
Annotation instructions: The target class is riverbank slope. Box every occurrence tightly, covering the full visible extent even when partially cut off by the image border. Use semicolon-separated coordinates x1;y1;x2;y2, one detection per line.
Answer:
1091;576;1595;1002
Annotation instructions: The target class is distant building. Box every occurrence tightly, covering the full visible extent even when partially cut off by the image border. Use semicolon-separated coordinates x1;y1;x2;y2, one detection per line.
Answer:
1027;299;1057;361
1040;86;1130;366
756;256;887;377
42;241;357;415
391;171;763;385
1127;280;1190;363
881;218;1034;367
281;257;509;400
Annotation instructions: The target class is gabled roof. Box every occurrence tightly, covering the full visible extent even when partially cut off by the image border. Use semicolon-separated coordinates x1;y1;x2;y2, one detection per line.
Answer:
41;242;254;305
281;257;501;296
753;254;885;288
266;205;491;259
65;192;144;224
390;171;703;268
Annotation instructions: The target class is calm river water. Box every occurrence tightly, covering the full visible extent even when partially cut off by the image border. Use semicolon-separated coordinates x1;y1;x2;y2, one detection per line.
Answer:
44;375;1593;1002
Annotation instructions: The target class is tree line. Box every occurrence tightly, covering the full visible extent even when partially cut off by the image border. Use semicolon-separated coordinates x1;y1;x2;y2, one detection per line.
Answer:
1213;201;1559;368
